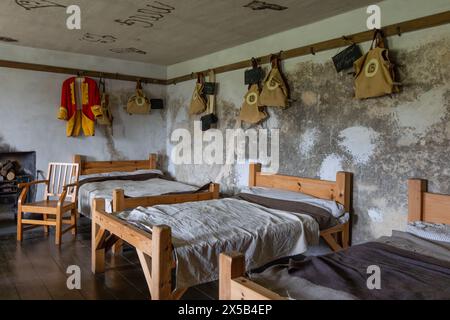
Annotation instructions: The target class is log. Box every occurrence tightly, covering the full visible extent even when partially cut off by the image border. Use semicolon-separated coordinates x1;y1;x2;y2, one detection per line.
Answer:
6;171;16;181
0;161;13;177
0;160;21;180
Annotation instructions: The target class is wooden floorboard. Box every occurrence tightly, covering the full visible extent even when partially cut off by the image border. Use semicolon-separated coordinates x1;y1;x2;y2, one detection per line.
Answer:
0;248;20;299
46;236;118;300
18;238;85;300
0;241;53;300
0;217;218;300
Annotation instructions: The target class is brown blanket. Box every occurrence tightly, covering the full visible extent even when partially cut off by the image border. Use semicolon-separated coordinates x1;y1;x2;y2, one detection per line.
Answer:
288;241;450;300
234;193;338;230
152;182;212;196
78;172;169;186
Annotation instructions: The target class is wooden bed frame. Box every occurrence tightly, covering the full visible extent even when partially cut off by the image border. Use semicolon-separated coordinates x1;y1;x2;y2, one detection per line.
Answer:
91;183;220;300
73;153;158;253
91;163;351;300
219;178;450;300
72;154;158;175
249;163;353;251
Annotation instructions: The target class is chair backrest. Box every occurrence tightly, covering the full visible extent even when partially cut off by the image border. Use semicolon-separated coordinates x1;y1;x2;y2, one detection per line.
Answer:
44;163;79;202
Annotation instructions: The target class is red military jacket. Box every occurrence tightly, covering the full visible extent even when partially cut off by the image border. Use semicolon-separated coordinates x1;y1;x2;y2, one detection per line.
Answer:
57;77;102;137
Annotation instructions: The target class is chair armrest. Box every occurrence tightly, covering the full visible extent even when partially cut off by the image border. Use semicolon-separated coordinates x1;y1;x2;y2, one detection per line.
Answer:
62;182;79;190
17;180;49;189
58;182;79;206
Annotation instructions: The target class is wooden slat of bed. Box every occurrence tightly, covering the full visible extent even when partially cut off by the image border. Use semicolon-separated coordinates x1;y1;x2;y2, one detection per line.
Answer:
123;192;216;210
255;173;336;200
230;278;285;300
423;193;450;225
408;179;450;224
249;163;352;211
73;154;158;175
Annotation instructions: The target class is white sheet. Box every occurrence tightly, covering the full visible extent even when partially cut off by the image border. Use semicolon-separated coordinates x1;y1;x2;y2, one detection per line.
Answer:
406;221;450;244
117;198;320;289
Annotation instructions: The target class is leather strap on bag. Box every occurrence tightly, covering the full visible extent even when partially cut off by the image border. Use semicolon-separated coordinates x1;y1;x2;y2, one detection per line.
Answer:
370;29;385;49
99;77;106;94
270;54;279;68
251;57;259;69
197;73;204;85
249;57;262;93
249;58;259;90
136;79;141;91
207;70;216;115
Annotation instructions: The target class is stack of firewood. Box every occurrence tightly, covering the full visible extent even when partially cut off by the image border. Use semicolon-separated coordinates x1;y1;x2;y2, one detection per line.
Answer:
0;160;21;181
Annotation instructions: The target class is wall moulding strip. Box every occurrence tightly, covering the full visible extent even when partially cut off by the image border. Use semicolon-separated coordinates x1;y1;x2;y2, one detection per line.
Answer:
0;59;167;85
0;11;448;86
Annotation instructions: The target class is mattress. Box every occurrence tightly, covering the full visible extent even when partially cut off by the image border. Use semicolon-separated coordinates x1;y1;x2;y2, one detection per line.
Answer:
77;170;198;217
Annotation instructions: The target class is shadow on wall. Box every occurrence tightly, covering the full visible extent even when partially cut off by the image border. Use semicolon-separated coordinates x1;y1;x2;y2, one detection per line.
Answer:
100;92;127;161
0;135;16;153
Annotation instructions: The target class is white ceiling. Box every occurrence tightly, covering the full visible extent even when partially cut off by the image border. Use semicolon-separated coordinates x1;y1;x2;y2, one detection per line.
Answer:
0;0;376;65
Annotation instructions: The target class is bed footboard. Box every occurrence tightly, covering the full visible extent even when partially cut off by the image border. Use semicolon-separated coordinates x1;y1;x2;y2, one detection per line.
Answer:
219;253;286;300
92;198;178;299
112;182;220;211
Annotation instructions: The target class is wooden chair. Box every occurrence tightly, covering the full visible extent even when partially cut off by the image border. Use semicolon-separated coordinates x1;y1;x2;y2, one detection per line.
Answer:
17;162;80;245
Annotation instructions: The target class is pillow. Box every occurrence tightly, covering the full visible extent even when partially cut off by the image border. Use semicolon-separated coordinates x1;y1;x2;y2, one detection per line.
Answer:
240;186;346;219
80;169;163;181
406;221;450;244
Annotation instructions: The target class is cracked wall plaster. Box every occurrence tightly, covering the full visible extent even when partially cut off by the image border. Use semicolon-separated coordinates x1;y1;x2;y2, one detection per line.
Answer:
166;35;450;243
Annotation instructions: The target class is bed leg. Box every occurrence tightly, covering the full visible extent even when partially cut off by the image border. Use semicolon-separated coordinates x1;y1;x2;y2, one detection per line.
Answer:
149;154;158;170
91;199;107;274
219;252;245;300
151;225;173;300
209;183;220;199
342;222;350;249
92;225;106;273
111;239;123;255
112;189;125;212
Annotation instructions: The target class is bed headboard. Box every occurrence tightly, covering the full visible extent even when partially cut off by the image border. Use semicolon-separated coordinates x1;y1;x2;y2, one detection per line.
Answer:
408;179;450;225
73;154;158;175
249;163;353;212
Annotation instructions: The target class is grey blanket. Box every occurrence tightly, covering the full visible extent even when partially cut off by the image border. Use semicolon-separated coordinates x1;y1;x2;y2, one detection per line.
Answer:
117;198;319;289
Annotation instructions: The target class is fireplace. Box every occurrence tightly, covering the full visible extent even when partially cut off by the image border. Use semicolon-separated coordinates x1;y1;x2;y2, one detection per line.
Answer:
0;152;36;218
